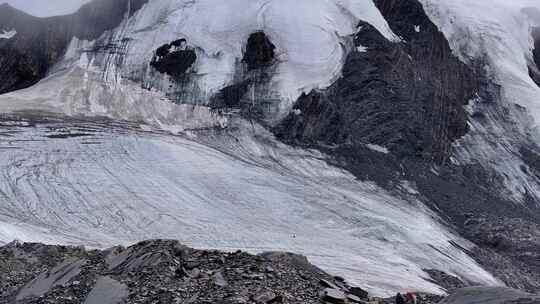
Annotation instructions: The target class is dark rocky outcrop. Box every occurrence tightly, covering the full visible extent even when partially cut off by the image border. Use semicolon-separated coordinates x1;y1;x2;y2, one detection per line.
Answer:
150;39;197;80
521;146;540;179
210;31;280;122
0;240;374;304
529;27;540;87
0;0;149;94
275;0;475;164
243;31;276;71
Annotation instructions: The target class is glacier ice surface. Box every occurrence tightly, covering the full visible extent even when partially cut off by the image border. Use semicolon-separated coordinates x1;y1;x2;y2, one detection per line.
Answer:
0;113;501;296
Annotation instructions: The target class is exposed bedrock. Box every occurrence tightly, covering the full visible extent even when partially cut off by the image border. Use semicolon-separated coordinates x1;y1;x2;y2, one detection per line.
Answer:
0;0;149;94
150;39;197;80
529;27;540;87
275;0;475;164
243;31;277;71
210;31;280;123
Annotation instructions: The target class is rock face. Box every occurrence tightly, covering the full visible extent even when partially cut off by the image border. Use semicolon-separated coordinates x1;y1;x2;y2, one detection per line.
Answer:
210;31;280;122
529;27;540;87
150;39;197;80
243;32;276;71
0;0;148;94
275;0;474;164
0;240;371;304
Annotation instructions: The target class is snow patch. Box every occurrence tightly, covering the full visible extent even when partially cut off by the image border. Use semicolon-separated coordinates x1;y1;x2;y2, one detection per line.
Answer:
0;29;16;39
400;180;420;195
356;45;368;53
366;143;389;154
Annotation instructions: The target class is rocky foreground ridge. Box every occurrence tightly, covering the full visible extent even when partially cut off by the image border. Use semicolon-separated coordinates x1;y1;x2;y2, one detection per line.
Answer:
0;239;386;304
1;240;539;304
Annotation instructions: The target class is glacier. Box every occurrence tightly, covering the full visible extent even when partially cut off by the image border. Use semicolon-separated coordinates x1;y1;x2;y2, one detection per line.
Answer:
0;113;501;296
3;0;538;296
0;63;502;295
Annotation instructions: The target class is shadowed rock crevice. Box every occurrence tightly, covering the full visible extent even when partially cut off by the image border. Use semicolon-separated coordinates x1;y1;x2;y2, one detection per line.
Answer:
0;0;149;94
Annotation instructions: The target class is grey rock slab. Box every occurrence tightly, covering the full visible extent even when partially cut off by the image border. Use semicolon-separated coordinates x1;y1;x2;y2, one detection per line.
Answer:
322;288;346;304
84;276;129;304
16;258;86;300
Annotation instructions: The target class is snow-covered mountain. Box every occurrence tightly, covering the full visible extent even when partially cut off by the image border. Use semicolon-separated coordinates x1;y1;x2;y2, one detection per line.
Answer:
0;0;540;296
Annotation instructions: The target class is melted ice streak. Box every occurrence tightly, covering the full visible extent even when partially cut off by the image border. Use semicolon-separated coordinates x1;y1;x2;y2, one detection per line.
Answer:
0;29;16;39
420;0;540;201
0;119;500;296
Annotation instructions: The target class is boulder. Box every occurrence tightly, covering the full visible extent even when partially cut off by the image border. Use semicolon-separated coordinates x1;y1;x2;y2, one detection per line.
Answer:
321;288;346;304
212;271;228;287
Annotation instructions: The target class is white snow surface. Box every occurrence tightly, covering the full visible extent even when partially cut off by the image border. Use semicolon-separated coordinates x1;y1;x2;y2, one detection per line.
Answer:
0;29;17;39
366;143;389;154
